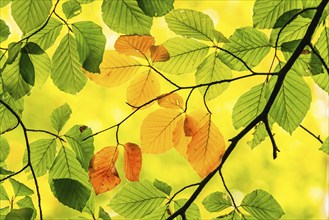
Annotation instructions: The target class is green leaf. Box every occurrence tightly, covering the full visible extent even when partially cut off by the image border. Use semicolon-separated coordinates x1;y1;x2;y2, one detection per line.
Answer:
165;9;215;41
102;0;152;35
268;70;311;134
312;72;329;94
0;167;14;175
5;208;34;220
51;33;87;94
72;21;106;73
77;0;94;4
153;179;172;196
0;92;23;133
202;192;232;213
17;196;36;220
270;16;311;46
137;0;173;17
0;0;11;7
0;136;10;162
82;192;95;215
315;28;329;71
28;49;51;88
218;27;271;71
27;139;57;177
155;37;209;74
174;199;200;220
215;211;242;220
9;178;34;197
64;125;94;171
302;0;329;21
319;137;329;154
99;207;111;220
63;0;81;19
19;49;35;86
0;19;10;42
49;147;91;211
0;184;9;200
7;42;22;64
109;180;167;219
141;205;169;220
29;18;63;51
0;206;9;218
11;0;52;34
196;52;232;101
232;83;267;129
253;0;302;29
247;122;269;149
273;9;301;29
213;30;229;43
50;103;72;132
241;189;284;220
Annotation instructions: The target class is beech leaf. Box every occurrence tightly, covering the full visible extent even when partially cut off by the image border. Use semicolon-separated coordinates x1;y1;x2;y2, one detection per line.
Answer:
157;93;184;110
124;143;142;181
114;35;155;58
172;116;191;157
150;45;170;62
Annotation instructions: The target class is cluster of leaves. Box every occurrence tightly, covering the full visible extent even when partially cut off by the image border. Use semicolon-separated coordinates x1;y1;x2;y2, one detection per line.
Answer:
0;0;328;219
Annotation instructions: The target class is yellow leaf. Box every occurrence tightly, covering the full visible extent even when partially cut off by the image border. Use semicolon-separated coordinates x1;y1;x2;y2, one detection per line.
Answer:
172;116;191;157
157;92;184;110
150;45;170;62
141;109;182;153
126;69;160;108
88;146;121;194
186;112;226;178
114;35;155;58
85;50;141;87
124;142;142;182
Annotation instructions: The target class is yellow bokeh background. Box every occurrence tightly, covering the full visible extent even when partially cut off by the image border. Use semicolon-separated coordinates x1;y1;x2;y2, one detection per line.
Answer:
0;0;328;219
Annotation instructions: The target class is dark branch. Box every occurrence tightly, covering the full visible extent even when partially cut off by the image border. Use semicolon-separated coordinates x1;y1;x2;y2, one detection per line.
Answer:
263;119;279;159
0;122;19;135
0;164;29;182
299;124;323;144
26;129;66;142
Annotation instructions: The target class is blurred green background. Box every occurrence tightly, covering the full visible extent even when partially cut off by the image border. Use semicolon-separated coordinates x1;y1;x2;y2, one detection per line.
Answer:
0;0;328;219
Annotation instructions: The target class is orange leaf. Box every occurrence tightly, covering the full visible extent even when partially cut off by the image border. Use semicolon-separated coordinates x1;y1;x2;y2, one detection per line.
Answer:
124;143;142;181
150;45;170;62
184;115;199;137
157;93;184;110
85;50;141;87
126;69;160;109
172;116;191;157
186;113;226;178
141;109;182;153
114;35;155;58
88;146;121;194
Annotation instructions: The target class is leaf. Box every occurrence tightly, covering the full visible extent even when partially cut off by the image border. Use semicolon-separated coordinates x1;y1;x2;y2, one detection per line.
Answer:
85;50;141;87
11;0;52;34
77;0;94;3
63;0;81;19
232;83;267;129
88;146;121;194
7;42;22;64
72;21;106;73
157;93;184;110
51;33;87;94
241;189;284;220
0;0;11;7
319;137;329;154
137;0;174;17
0;167;14;175
109;180;166;219
124;143;142;182
315;28;329;71
186;112;226;178
50;103;72;132
0;19;10;42
9;178;34;197
99;207;111;220
27;138;57;177
0;136;10;162
253;0;302;29
174;199;200;220
0;184;9;200
28;45;51;88
141;109;182;153
247;122;269;149
165;9;215;41
150;45;170;62
49;147;91;211
202;192;232;212
213;30;229;43
153;179;172;196
5;208;34;220
172;116;191;157
126;69;160;108
16;196;36;220
65;125;94;171
312;72;329;94
195;52;232;100
268;70;311;134
0;92;23;133
218;27;271;71
29;18;63;51
215;211;242;220
83;192;96;215
155;37;209;74
184;115;198;137
141;205;169;220
102;0;152;35
19;47;35;86
114;35;155;58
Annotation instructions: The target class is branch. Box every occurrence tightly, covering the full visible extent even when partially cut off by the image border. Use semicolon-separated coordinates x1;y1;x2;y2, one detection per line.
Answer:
0;164;29;182
299;124;323;144
0;122;19;135
263;118;279;159
166;183;200;205
26;129;66;142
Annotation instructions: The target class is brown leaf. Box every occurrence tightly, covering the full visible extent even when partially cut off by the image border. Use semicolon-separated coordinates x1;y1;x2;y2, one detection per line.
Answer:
186;113;226;178
150;45;170;62
172;116;191;157
184;115;199;137
114;35;155;58
126;69;160;109
88;147;121;194
141;109;182;153
85;50;141;87
157;93;184;110
124;143;142;181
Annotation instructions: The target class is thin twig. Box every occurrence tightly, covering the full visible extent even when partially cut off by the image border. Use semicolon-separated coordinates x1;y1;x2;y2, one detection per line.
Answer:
26;129;66;142
0;122;19;135
166;183;200;206
150;66;181;88
0;164;29;182
263;118;279;159
299;124;323;144
53;11;73;32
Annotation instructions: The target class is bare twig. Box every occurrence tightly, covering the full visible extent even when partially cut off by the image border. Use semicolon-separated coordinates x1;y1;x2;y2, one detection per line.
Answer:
263;118;280;159
26;129;66;142
0;164;29;182
299;124;323;144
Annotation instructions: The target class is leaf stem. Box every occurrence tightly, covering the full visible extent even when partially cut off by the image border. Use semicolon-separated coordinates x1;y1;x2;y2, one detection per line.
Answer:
26;128;66;142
